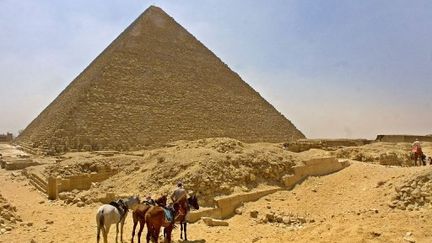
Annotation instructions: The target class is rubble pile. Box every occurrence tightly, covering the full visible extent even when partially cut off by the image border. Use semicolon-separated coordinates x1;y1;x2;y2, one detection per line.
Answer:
249;209;313;229
0;194;21;234
388;172;432;210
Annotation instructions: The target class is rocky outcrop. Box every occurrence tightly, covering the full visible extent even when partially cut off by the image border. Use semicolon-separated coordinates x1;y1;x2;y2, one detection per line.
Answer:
202;217;229;226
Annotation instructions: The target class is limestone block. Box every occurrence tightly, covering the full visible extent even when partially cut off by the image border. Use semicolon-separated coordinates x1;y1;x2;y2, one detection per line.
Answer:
99;192;117;204
187;207;222;223
282;174;300;188
4;159;39;170
215;187;280;219
202;217;229;226
47;177;59;200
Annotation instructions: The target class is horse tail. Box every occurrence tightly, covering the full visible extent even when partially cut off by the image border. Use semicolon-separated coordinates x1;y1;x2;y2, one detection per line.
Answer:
97;209;106;241
99;209;105;227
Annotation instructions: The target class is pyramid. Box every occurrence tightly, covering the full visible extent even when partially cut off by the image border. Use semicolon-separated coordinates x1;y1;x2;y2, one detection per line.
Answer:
16;6;305;153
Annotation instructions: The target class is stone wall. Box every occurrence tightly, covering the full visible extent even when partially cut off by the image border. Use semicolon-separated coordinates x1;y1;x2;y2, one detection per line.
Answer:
0;133;13;143
23;170;117;200
56;171;118;192
284;139;372;152
376;135;432;143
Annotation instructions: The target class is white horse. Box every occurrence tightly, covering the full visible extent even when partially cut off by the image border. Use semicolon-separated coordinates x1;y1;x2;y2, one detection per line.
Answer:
96;195;140;243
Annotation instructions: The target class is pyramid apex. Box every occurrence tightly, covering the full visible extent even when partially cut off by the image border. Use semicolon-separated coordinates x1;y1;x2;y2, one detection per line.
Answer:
148;5;161;9
140;5;172;22
145;5;165;14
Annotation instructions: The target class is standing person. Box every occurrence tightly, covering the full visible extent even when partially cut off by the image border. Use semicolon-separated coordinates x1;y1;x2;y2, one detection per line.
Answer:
412;139;421;151
411;139;424;166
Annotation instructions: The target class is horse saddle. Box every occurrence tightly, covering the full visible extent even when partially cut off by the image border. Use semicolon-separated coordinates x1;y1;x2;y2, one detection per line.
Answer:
109;200;127;217
143;199;156;206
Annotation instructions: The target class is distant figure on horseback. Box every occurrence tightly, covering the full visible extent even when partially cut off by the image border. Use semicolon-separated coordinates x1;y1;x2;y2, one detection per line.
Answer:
171;181;188;221
168;181;199;241
412;139;425;166
171;182;187;203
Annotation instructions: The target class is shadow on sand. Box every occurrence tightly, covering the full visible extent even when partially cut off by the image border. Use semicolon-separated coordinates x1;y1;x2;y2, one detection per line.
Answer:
177;240;206;243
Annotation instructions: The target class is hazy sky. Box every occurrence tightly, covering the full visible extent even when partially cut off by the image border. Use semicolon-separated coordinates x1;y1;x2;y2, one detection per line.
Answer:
1;0;431;139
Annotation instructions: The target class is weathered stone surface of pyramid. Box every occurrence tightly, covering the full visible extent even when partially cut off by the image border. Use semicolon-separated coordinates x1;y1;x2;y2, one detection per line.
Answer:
16;6;305;153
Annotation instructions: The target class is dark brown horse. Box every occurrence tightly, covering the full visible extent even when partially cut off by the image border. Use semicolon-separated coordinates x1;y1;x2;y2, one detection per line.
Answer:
131;195;167;243
166;195;199;241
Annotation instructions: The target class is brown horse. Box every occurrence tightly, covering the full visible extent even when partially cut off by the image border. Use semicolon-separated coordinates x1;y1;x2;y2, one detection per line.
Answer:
144;203;179;243
131;195;167;243
165;195;199;241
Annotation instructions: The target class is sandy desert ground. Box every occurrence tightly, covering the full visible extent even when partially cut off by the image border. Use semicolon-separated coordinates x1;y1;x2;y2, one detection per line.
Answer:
0;141;431;243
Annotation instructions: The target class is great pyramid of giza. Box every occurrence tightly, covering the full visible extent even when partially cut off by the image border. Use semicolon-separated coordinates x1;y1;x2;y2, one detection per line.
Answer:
16;6;305;153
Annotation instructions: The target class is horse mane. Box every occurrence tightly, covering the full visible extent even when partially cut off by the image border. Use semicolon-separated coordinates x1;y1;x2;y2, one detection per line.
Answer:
155;195;167;206
187;195;199;210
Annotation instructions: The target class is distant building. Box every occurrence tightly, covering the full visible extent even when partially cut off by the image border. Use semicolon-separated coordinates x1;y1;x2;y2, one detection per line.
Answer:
0;133;13;143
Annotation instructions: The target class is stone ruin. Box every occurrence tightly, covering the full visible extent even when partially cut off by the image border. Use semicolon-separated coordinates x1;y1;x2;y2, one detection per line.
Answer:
0;150;38;171
0;133;13;143
15;6;304;155
376;134;432;143
283;138;372;152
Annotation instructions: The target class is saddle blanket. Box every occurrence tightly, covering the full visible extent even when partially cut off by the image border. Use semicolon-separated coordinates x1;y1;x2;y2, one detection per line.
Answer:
163;208;173;222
